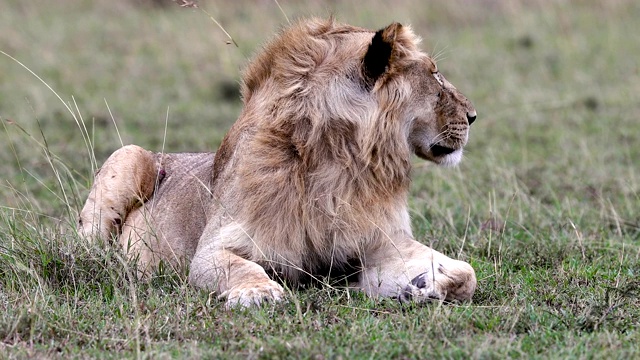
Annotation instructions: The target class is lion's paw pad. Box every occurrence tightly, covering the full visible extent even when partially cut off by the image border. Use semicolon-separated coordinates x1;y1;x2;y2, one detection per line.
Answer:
398;272;445;304
221;280;285;308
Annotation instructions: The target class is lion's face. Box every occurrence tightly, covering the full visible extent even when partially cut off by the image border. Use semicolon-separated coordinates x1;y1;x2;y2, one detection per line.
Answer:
405;62;477;167
362;22;476;168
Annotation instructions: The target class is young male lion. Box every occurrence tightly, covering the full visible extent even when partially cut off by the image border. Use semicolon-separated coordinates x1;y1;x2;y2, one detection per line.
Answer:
79;18;478;307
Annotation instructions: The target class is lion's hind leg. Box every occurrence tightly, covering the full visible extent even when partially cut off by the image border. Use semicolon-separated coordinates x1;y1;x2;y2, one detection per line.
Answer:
118;206;163;278
78;145;159;241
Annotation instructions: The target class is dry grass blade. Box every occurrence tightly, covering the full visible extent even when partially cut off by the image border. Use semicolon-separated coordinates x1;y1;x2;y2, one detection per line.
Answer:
173;0;238;47
174;0;198;8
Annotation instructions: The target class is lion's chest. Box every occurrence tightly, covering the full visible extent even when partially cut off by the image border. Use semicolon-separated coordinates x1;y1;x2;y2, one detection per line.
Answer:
257;210;392;284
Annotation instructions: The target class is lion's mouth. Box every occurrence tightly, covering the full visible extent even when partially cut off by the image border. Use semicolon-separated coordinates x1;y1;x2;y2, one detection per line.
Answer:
412;140;464;166
430;144;457;157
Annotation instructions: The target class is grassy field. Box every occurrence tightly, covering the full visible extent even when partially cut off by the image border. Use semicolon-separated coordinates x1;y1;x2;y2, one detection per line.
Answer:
1;0;639;358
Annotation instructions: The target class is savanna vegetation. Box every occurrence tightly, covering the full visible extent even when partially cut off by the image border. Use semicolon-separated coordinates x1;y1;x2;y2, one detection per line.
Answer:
1;0;638;358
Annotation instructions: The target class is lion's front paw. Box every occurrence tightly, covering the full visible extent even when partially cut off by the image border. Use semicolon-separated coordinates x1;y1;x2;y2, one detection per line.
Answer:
398;261;476;304
398;272;444;304
220;279;285;308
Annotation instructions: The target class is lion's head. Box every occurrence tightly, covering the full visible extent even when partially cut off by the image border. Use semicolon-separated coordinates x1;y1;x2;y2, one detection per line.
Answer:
236;18;477;185
360;22;477;168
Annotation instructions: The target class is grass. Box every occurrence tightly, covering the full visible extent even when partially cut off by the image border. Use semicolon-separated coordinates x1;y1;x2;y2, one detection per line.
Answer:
1;0;639;358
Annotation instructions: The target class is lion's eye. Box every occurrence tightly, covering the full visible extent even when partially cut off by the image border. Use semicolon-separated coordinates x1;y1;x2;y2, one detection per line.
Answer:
433;72;444;86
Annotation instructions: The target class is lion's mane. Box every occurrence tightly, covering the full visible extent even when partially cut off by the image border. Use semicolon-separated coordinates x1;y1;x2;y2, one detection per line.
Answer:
205;19;424;282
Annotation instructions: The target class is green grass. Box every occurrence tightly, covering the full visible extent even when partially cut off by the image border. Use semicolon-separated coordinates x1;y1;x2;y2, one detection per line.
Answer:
1;0;639;358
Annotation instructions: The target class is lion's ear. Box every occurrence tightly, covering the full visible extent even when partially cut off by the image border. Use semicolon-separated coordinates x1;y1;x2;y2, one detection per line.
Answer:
363;23;403;86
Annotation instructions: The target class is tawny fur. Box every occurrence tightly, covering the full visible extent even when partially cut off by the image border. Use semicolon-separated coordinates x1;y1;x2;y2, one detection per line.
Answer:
79;145;157;240
79;18;478;307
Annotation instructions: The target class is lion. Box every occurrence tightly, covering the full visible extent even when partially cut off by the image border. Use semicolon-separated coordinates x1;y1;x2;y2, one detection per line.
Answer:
78;18;478;307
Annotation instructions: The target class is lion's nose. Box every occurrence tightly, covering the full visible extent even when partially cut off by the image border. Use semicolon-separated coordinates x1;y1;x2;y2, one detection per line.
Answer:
466;110;477;125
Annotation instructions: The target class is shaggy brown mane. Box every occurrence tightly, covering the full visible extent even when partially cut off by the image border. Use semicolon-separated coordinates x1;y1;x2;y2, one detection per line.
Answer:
240;18;369;101
208;18;430;281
